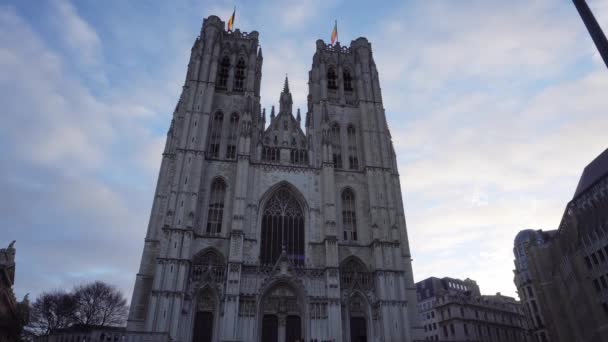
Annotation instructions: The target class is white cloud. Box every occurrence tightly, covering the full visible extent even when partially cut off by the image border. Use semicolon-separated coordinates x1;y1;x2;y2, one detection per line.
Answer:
51;0;102;66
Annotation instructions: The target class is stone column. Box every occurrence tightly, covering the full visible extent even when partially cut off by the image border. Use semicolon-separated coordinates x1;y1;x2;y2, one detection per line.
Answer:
278;315;286;342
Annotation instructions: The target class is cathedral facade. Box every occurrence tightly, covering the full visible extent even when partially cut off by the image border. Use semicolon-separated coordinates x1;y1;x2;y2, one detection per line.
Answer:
127;15;421;342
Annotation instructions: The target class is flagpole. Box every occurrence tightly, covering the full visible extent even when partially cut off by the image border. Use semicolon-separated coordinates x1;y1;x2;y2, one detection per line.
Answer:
573;0;608;69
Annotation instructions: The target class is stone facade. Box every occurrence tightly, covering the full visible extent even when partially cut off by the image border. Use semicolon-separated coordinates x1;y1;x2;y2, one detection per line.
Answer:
416;277;530;342
523;148;608;342
512;229;555;342
126;15;422;342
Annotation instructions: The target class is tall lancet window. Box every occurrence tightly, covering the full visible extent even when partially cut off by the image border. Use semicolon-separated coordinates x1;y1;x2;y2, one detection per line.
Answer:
327;67;338;90
217;56;230;90
342;189;357;241
260;188;304;266
347;125;359;169
234;58;246;92
226;113;239;159
331;123;342;168
208;112;223;158
206;179;226;235
343;69;353;91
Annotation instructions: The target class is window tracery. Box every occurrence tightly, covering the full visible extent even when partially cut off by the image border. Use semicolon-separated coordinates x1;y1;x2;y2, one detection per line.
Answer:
347;125;359;169
342;189;357;241
327;67;338;90
234;58;246;92
344;69;353;91
217;56;230;90
260;188;304;266
206;179;226;235
226;113;239;159
331;123;342;168
208;112;223;158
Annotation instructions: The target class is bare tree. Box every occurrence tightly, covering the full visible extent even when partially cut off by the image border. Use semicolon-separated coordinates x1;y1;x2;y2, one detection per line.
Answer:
72;281;128;326
29;290;77;335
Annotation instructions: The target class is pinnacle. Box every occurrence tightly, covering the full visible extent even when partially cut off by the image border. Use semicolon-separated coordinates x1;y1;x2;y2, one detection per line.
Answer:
283;75;289;93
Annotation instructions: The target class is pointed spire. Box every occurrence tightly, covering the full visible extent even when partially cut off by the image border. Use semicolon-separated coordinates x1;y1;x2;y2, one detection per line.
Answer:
258;47;263;59
271;105;275;120
262;108;266;122
279;74;293;114
296;108;301;122
283;74;290;93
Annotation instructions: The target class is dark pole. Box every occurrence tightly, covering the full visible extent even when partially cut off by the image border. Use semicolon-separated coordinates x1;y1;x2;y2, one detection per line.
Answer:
573;0;608;69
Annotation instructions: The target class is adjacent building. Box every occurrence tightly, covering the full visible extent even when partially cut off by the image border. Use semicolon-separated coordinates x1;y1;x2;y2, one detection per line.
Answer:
512;229;555;342
517;148;608;342
126;14;422;342
416;277;530;342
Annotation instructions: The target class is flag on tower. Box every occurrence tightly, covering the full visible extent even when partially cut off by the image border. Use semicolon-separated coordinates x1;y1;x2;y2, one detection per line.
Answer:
331;20;338;45
227;7;236;31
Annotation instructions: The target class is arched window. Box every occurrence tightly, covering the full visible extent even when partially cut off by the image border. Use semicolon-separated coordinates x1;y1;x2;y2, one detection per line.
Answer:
340;257;372;290
343;69;353;91
331;123;342;168
191;249;225;282
260;188;304;266
342;189;357;241
226;113;239;159
347;125;359;169
327;67;338;90
217;56;230;90
234;58;246;92
208;112;223;158
206;179;226;235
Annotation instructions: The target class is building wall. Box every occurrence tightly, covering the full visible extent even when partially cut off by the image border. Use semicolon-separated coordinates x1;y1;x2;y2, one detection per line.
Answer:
525;149;608;342
417;277;531;342
126;14;422;342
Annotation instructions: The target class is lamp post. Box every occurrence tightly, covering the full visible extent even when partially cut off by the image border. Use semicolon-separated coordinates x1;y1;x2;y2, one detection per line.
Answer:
573;0;608;69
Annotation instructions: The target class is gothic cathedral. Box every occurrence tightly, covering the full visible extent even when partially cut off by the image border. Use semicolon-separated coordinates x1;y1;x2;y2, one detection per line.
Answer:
127;15;421;342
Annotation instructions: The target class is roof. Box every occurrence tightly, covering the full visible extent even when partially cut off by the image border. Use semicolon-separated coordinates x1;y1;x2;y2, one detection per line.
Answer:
573;148;608;198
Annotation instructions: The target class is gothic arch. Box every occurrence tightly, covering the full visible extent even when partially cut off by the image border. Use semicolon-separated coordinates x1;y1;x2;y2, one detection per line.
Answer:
256;279;307;342
257;182;308;266
188;284;221;342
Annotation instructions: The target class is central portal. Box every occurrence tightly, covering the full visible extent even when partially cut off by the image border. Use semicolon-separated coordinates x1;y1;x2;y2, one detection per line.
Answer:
260;285;303;342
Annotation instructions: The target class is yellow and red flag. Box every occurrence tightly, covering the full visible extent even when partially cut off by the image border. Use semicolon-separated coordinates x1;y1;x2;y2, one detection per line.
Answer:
227;7;236;31
330;20;338;45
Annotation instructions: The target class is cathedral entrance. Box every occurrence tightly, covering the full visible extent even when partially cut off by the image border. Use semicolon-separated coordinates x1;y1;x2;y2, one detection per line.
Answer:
259;285;303;342
192;312;213;342
261;315;278;342
349;317;367;342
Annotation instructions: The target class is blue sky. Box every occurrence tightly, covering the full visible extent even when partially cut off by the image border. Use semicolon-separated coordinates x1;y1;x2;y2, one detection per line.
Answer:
1;0;607;302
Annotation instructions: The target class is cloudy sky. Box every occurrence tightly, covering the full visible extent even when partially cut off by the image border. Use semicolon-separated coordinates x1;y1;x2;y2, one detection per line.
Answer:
1;0;607;302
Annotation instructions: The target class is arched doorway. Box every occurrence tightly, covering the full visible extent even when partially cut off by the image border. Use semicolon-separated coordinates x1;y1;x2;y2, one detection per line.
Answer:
259;187;305;266
259;284;303;342
192;290;217;342
348;294;368;342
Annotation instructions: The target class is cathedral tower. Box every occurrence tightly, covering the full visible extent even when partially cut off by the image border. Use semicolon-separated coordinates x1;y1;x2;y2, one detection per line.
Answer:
127;15;422;342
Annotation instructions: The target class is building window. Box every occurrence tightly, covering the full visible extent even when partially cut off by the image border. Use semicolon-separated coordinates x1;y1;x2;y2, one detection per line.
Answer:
342;189;357;241
208;112;223;158
464;324;468;336
347;125;359;169
450;324;455;335
343;69;353;91
262;146;281;162
331;123;342;168
226;113;239;159
206;179;226;235
290;149;308;165
585;256;593;269
217;56;230;89
234;58;246;92
327;67;337;90
260;188;304;265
